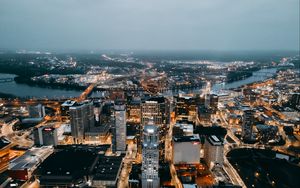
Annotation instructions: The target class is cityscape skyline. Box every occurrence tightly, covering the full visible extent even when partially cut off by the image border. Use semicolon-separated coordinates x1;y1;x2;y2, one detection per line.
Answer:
0;1;299;188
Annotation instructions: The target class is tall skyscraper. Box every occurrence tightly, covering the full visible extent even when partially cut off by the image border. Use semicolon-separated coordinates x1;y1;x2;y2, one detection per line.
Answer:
243;88;257;104
242;108;255;141
28;104;45;118
204;94;218;112
291;93;300;110
142;125;160;188
204;93;211;109
209;94;219;112
93;100;103;124
204;135;224;169
112;100;126;153
141;97;169;126
69;101;94;143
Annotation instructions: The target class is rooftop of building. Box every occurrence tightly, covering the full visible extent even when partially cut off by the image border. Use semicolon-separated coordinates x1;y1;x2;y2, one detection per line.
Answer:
173;134;200;143
0;136;11;150
174;122;194;128
143;96;165;103
69;100;92;108
114;102;126;111
173;123;194;136
183;184;197;188
128;99;141;105
92;153;125;181
114;99;126;105
61;100;77;107
36;146;103;181
176;120;195;125
144;124;158;133
9;146;54;171
207;135;223;146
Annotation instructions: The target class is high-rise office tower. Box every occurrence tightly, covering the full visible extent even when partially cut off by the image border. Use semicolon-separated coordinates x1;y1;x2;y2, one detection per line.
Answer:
69;101;94;143
204;135;224;169
28;104;45;118
291;93;300;110
127;97;141;124
93;101;103;124
204;93;210;109
203;81;211;107
242;108;255;141
142;125;160;188
204;94;218;111
112;100;127;153
209;94;219;111
141;96;169;127
243;88;257;104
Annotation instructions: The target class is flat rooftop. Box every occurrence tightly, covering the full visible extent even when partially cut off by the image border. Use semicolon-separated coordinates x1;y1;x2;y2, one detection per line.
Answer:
173;134;200;143
207;135;223;146
92;154;125;181
36;145;112;184
144;96;165;103
9;146;54;171
0;136;11;150
37;147;98;177
61;100;76;107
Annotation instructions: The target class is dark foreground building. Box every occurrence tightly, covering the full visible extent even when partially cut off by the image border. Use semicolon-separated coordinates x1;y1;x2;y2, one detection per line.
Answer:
35;145;124;187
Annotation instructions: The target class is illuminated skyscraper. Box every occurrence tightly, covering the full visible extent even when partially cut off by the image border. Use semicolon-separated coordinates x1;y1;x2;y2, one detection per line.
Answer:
142;124;160;188
69;101;94;143
242;108;255;141
141;97;169;126
112;100;126;153
28;104;45;118
204;135;224;169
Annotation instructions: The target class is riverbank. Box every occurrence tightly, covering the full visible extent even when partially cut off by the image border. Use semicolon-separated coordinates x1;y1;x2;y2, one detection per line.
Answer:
212;68;278;91
0;73;82;99
14;76;86;91
0;92;17;99
0;67;278;99
227;66;260;83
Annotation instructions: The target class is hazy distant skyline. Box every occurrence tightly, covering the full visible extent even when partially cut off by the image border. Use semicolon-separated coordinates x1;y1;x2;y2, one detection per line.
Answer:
0;0;299;52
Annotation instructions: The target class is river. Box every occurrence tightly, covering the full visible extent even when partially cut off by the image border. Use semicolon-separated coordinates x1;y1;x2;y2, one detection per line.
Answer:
212;68;277;91
0;74;82;99
0;68;278;99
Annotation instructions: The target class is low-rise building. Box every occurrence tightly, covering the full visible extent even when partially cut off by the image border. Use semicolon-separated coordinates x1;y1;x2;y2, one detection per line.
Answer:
8;146;54;181
33;125;58;146
36;145;110;187
0;137;13;171
92;154;124;187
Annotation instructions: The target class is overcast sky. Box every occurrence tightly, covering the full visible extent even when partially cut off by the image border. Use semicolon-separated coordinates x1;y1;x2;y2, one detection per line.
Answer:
0;0;299;52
